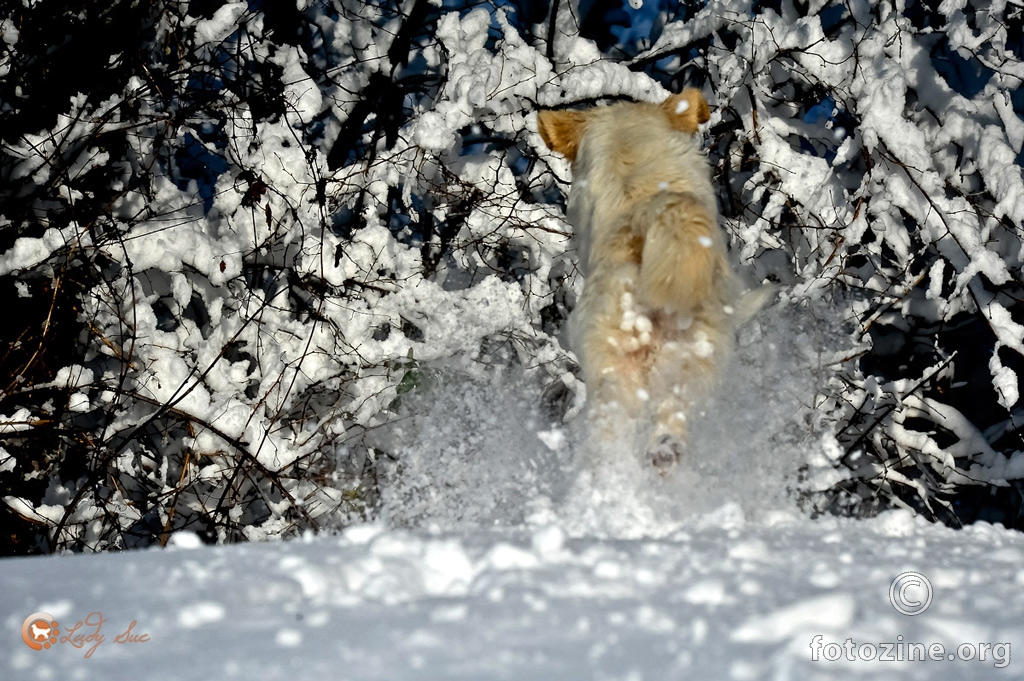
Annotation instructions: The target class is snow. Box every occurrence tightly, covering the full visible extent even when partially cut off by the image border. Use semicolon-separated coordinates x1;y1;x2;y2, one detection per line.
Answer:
0;228;72;276
274;46;323;123
192;2;247;46
3;509;1022;680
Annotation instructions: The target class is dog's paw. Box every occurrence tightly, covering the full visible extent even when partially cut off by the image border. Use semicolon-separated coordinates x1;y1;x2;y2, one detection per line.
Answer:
648;434;685;474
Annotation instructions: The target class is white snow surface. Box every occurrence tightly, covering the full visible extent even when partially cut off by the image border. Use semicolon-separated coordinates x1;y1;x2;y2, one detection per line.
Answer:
3;312;1023;680
3;510;1022;680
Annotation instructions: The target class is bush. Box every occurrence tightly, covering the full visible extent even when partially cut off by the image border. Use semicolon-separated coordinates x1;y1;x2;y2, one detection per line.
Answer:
1;0;1021;553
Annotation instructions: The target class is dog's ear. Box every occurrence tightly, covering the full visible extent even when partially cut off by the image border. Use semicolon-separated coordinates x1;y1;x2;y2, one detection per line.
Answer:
661;88;710;134
536;109;588;162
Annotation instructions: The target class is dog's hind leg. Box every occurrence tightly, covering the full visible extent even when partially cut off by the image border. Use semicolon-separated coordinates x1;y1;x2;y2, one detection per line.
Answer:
643;320;730;471
572;267;653;445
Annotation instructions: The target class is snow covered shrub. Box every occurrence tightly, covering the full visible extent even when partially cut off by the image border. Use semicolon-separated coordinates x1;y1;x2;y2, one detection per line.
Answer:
0;0;1021;553
0;0;580;552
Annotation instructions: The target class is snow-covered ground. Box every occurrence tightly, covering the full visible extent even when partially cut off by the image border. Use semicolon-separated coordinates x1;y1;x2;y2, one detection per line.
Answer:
3;310;1022;680
3;510;1022;680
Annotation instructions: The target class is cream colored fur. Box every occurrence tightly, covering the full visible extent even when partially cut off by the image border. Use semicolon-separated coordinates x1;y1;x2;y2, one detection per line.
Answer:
538;90;739;469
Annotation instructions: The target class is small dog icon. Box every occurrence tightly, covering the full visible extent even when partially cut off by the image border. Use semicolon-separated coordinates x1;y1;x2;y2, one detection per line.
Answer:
538;89;745;469
30;622;51;640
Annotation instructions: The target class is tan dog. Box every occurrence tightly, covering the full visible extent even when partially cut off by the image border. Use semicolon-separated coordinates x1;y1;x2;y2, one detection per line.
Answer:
538;89;739;470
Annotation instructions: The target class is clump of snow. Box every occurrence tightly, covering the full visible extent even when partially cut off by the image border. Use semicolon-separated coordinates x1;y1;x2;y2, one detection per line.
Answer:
0;228;73;276
0;448;15;473
177;602;226;629
191;2;247;45
166;532;204;550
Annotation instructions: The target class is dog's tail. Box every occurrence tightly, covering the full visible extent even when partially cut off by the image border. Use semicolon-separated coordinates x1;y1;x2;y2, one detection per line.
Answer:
634;192;730;316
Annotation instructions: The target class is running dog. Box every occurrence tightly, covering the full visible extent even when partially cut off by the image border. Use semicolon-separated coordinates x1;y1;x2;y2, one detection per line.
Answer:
538;89;740;470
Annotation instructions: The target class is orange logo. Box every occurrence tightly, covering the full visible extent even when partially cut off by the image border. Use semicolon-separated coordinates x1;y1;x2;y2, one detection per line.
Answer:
20;611;149;658
21;612;60;651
